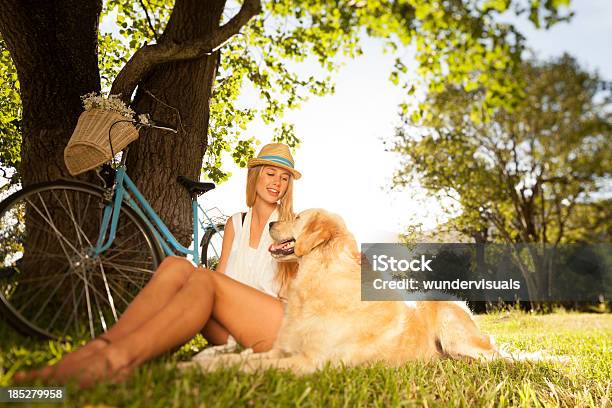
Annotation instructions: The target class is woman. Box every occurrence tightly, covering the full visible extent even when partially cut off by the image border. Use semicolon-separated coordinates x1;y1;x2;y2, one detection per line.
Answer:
15;143;300;387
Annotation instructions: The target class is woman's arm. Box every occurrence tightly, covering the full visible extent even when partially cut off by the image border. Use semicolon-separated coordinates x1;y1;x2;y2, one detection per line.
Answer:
213;215;235;274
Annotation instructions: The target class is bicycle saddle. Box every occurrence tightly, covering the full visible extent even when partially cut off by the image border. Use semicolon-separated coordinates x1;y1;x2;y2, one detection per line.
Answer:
177;176;215;196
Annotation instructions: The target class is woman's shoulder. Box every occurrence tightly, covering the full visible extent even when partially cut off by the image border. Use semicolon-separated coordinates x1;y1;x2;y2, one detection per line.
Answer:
226;211;249;237
220;213;239;250
228;211;248;225
230;210;249;217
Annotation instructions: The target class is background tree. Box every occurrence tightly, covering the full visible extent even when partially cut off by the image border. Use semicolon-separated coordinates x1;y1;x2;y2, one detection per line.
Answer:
0;0;571;244
392;54;611;298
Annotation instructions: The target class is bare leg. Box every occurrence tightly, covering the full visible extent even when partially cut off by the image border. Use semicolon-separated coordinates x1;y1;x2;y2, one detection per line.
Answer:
116;268;285;367
102;256;196;341
201;318;231;345
36;267;285;386
14;256;196;382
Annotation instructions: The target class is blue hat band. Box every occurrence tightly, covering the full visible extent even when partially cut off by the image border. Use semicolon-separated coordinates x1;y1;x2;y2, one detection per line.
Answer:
259;155;294;169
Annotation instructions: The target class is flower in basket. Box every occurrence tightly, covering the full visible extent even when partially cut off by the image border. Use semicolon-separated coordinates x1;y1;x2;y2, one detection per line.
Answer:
64;93;140;176
81;92;136;118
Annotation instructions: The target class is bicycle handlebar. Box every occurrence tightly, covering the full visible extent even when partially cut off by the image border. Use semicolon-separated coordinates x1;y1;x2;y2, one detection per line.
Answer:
136;117;178;134
150;122;178;133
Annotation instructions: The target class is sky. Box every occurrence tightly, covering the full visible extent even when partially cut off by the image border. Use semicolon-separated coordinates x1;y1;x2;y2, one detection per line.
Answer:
201;0;612;245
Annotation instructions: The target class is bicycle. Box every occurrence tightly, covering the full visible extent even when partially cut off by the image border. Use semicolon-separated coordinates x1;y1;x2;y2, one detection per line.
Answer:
0;117;226;341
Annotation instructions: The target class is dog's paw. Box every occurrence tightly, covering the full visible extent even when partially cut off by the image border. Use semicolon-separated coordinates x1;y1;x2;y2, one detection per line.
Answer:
498;347;571;363
182;353;251;373
191;337;239;361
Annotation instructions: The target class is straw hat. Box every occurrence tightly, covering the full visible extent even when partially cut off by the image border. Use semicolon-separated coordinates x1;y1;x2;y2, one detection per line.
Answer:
247;143;301;179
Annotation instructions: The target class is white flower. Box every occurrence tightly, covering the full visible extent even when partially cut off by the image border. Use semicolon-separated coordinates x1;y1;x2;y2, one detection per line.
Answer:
81;92;135;119
137;113;150;125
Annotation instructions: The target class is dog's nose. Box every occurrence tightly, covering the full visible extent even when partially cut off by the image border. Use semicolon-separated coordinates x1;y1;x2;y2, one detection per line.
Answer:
269;221;276;229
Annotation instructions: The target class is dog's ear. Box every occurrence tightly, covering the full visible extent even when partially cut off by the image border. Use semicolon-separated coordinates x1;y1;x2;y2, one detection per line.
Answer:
294;214;333;257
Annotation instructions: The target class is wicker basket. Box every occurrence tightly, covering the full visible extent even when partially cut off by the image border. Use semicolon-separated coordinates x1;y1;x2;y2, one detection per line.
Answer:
64;109;140;176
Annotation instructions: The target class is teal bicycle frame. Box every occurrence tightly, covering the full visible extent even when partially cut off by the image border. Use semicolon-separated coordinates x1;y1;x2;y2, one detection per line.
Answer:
91;165;222;265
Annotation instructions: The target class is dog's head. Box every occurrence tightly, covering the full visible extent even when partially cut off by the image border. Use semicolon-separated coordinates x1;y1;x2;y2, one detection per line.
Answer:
268;209;348;261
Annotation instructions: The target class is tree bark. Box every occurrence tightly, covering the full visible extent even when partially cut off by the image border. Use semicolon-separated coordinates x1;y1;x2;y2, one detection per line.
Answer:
0;0;104;335
124;0;227;246
0;0;102;186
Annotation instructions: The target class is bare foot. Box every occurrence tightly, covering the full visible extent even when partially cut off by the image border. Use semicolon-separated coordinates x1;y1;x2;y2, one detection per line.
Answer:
44;344;133;388
13;337;110;383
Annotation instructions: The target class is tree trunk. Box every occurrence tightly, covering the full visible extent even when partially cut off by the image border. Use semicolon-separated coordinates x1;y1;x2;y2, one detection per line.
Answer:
125;0;226;246
0;0;102;186
0;0;105;336
0;0;239;338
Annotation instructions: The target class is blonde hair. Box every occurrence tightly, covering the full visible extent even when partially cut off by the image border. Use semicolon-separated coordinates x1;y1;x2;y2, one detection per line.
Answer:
246;165;298;297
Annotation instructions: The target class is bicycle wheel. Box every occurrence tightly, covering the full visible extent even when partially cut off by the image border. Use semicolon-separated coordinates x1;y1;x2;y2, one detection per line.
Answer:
200;224;224;270
0;180;163;340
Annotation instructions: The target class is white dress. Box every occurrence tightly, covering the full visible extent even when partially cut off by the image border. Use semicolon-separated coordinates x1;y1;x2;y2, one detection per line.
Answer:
224;208;280;298
191;208;281;359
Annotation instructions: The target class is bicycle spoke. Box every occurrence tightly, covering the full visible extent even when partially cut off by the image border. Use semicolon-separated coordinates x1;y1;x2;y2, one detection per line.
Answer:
67;261;99;339
102;247;152;264
57;189;95;249
95;273;149;287
100;256;154;269
66;279;86;336
99;261;154;277
46;283;76;332
70;269;117;311
105;238;153;254
36;192;83;255
97;260;118;321
108;228;150;251
92;284;108;333
98;270;149;290
14;271;65;313
31;272;70;322
105;274;149;297
11;270;74;285
209;240;221;258
99;260;155;278
52;190;84;249
99;258;154;272
99;256;155;271
25;196;78;262
104;279;133;308
83;269;95;338
0;182;160;340
77;192;93;227
10;251;67;262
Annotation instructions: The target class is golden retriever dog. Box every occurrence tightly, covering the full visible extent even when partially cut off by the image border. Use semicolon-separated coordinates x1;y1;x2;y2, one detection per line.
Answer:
182;209;558;374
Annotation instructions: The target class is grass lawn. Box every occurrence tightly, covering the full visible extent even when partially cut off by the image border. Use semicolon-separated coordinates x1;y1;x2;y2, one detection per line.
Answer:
0;310;610;407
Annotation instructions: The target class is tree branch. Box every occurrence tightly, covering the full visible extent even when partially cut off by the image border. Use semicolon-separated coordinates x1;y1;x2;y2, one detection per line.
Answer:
110;0;262;102
138;0;159;42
